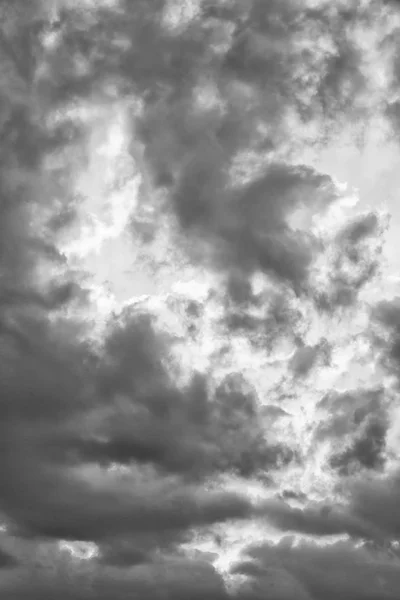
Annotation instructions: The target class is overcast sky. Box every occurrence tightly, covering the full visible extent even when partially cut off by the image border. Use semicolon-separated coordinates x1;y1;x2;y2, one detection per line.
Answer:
2;0;400;598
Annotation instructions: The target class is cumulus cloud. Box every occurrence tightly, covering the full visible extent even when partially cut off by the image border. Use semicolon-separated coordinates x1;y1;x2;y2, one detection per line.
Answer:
1;0;400;598
312;386;390;477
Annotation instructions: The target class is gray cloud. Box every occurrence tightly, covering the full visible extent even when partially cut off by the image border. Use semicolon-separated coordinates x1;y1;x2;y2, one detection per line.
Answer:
233;537;400;600
370;297;400;379
315;387;384;439
0;546;18;568
0;1;398;598
289;337;332;378
221;286;305;356
314;212;385;313
347;470;400;540
258;498;383;541
313;386;389;477
171;162;336;293
0;554;229;600
0;294;293;553
114;0;388;300
329;416;387;475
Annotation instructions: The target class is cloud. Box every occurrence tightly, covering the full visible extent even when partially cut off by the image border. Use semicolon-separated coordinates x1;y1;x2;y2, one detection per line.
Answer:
1;1;400;598
347;470;400;540
0;546;18;568
370;296;400;378
336;212;380;246
313;386;389;475
0;554;230;600
0;294;291;551
61;333;296;480
232;537;400;600
5;466;254;543
255;498;383;542
329;416;387;475
100;0;389;301
313;211;386;312
96;538;150;567
171;161;336;291
0;319;262;544
90;558;229;600
288;337;331;378
221;284;305;356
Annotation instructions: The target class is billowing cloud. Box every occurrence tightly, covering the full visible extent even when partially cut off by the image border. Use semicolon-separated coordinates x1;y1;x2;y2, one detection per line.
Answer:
0;310;265;546
313;210;387;312
329;416;387;474
312;386;389;476
1;0;400;598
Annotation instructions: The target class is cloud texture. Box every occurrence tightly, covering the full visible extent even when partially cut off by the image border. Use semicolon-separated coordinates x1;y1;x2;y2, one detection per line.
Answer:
1;0;400;598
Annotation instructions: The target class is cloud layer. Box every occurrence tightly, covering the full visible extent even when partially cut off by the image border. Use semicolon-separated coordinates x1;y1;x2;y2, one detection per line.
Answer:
1;0;400;598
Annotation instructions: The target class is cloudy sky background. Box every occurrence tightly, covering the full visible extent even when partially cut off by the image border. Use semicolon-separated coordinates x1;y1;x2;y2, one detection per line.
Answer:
3;0;400;598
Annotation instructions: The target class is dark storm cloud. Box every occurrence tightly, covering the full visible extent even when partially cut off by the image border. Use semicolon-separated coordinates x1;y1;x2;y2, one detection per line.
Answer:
347;470;400;540
5;462;253;542
0;555;229;600
0;294;292;549
67;336;296;481
91;558;229;600
96;539;150;567
0;28;272;543
255;497;383;541
0;5;94;544
0;318;262;545
233;536;400;600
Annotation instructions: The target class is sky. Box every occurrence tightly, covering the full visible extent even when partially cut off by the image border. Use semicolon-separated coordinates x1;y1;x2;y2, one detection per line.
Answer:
3;0;400;598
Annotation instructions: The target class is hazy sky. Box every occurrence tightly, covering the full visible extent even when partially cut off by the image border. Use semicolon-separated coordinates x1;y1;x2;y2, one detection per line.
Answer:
2;1;400;598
